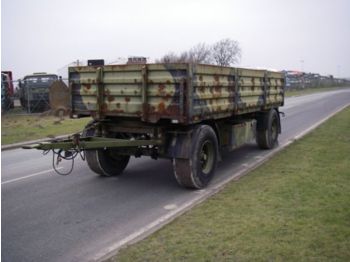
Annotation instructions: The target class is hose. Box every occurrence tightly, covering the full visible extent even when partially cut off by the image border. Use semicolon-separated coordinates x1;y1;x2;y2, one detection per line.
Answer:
43;148;86;176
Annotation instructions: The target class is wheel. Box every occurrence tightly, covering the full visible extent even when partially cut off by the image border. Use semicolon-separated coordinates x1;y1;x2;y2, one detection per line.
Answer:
83;123;130;177
256;109;279;149
173;125;218;189
85;149;130;177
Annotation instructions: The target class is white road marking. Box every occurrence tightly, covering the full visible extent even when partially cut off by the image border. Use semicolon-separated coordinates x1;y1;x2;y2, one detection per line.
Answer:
164;204;178;210
2;168;62;185
241;163;250;168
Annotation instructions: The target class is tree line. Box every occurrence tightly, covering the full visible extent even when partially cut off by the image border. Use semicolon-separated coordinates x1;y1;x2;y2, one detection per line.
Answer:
156;38;241;67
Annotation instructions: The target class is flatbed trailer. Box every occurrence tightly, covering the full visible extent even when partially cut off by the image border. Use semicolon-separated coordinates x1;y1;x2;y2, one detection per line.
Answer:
25;63;284;188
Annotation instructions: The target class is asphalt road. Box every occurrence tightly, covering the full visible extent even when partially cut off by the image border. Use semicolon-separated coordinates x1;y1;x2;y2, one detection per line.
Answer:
2;89;350;262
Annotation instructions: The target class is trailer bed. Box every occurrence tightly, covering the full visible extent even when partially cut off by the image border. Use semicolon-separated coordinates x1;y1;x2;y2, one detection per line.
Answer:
69;63;284;123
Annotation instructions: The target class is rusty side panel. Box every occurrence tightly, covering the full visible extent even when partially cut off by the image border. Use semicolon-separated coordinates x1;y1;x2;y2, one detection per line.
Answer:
69;64;187;123
69;63;284;124
190;65;284;123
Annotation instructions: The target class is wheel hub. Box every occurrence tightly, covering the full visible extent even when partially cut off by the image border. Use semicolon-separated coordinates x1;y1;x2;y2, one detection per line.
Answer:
200;140;214;174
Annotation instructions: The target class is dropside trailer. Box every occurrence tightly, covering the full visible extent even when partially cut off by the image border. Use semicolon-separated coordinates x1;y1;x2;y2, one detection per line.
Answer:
25;63;284;189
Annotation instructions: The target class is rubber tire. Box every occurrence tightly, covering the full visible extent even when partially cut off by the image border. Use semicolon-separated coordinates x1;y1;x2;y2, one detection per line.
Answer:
173;125;218;189
256;109;279;149
83;123;130;177
85;149;130;177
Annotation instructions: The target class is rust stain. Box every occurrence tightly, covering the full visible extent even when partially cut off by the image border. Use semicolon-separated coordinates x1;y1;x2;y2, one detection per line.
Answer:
107;96;114;102
167;105;180;116
105;89;115;102
213;74;222;93
125;97;130;102
83;83;91;90
166;80;171;85
214;74;219;82
116;103;121;108
164;93;172;101
198;74;205;93
100;103;108;113
143;103;150;111
158;102;165;113
158;84;165;92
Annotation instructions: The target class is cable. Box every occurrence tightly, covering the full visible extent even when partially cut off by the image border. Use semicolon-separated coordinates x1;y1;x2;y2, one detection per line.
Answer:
44;147;86;176
52;149;74;176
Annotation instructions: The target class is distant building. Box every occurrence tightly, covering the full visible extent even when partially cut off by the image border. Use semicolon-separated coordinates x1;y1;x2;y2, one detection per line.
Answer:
282;70;345;89
127;57;147;64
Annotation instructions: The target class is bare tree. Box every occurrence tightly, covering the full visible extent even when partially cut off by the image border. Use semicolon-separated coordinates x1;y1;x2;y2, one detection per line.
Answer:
156;38;241;66
212;38;241;66
155;52;180;63
156;51;190;63
188;43;212;64
178;51;190;63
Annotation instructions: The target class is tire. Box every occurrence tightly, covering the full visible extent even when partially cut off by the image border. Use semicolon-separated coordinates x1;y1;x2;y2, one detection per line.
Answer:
173;125;218;189
256;109;279;149
83;123;130;177
85;149;130;177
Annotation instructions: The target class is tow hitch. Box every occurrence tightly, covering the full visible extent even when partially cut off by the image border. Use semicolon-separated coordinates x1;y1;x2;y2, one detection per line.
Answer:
23;134;162;175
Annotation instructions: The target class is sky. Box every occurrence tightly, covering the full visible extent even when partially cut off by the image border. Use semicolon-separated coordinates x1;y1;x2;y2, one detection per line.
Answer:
1;0;350;80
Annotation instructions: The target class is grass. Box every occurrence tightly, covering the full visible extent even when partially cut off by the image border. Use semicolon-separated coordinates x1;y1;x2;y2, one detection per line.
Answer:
285;86;347;97
1;111;90;145
113;106;350;262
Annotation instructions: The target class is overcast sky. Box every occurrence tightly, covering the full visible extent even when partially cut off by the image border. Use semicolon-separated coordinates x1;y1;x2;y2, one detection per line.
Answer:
2;0;349;80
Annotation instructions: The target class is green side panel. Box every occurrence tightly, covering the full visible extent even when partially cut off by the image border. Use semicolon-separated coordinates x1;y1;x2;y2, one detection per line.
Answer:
191;64;236;122
69;64;187;122
69;63;284;124
190;65;284;123
70;69;99;113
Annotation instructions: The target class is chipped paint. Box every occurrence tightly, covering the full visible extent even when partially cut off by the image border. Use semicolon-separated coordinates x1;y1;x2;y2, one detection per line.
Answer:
69;63;284;123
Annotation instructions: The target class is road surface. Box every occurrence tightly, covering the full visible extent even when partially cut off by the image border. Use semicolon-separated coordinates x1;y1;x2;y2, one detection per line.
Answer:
2;89;350;262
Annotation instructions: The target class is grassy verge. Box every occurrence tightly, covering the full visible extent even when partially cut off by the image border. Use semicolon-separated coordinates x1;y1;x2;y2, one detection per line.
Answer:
1;113;90;145
114;107;350;262
285;86;347;97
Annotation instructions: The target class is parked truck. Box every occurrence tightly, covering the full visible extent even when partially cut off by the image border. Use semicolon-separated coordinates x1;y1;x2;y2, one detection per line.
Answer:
25;63;284;188
1;71;14;111
1;73;13;112
19;73;58;112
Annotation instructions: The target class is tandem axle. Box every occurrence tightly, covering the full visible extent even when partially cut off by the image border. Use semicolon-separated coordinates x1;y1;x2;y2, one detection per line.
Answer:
23;108;281;188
